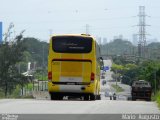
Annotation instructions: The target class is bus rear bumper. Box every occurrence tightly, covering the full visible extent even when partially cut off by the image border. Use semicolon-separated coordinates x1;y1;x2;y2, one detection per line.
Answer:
48;81;95;94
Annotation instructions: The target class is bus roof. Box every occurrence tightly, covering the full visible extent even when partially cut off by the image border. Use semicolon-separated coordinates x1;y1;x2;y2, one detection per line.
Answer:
51;34;94;38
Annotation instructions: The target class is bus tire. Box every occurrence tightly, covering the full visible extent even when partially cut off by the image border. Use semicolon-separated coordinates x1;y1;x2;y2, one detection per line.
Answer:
57;95;63;100
90;94;95;101
84;95;89;101
50;93;56;100
146;98;151;101
97;95;101;100
50;93;63;100
132;97;136;101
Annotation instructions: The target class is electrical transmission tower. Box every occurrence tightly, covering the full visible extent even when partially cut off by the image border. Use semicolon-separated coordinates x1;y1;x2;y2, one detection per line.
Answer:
137;6;150;58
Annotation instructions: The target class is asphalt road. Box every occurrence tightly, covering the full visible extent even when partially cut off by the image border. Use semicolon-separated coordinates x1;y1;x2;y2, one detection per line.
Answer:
1;80;159;115
0;99;159;114
101;59;130;100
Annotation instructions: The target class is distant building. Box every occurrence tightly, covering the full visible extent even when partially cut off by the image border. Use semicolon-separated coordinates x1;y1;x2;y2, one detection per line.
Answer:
132;34;138;45
147;38;158;44
113;34;123;40
119;34;123;39
113;36;118;40
96;37;102;45
103;37;108;44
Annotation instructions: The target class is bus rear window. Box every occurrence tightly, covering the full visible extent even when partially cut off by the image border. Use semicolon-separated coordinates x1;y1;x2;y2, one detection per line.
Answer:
52;36;92;53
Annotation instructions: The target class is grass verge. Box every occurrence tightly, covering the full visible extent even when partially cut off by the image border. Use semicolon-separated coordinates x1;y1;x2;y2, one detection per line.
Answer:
0;86;34;99
111;84;124;93
152;91;160;108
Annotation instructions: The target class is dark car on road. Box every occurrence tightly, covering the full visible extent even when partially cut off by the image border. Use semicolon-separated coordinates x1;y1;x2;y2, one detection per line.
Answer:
131;80;152;101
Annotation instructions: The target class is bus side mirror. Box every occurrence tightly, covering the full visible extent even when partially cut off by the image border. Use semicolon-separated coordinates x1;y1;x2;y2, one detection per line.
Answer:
100;57;104;70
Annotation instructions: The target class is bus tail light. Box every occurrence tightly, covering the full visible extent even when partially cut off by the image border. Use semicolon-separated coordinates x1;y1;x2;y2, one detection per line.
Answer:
91;72;95;82
48;72;52;81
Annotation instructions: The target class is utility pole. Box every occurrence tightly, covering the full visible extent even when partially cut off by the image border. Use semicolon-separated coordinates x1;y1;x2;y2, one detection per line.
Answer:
49;29;53;37
154;69;157;94
0;22;2;44
42;43;45;91
116;69;117;87
136;6;150;58
85;24;89;34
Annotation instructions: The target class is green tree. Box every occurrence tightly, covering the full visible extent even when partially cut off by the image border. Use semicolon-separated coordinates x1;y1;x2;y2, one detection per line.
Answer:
138;61;160;91
111;63;125;81
0;28;26;97
121;60;160;90
101;39;136;56
122;66;138;85
22;38;48;67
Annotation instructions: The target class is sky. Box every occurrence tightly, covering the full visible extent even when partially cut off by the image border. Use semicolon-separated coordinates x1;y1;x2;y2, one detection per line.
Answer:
0;0;160;43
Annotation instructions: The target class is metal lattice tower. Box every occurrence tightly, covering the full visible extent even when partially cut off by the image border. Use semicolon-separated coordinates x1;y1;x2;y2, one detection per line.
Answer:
137;6;149;58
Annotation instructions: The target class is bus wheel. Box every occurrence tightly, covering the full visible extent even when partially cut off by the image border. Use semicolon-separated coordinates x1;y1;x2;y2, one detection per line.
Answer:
50;93;63;100
84;95;89;101
146;98;151;101
96;95;101;100
57;95;63;100
132;97;136;101
50;93;56;100
90;94;95;101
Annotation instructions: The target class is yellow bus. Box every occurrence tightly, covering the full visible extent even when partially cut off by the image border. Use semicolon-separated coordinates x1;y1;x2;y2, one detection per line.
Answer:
48;34;104;100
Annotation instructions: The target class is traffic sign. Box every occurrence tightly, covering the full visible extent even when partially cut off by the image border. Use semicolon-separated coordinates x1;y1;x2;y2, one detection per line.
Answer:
104;66;109;71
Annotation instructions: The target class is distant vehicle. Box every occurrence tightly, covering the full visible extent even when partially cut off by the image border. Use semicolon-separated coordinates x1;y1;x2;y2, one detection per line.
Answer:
131;80;152;101
113;93;117;100
105;91;113;97
105;91;117;100
102;80;106;85
101;72;106;79
101;75;105;79
48;34;104;100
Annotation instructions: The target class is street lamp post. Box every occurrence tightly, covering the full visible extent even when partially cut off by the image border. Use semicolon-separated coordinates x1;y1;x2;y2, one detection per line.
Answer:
154;69;157;94
42;43;45;91
32;78;34;91
116;69;117;87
